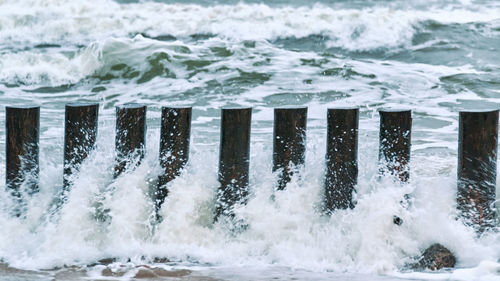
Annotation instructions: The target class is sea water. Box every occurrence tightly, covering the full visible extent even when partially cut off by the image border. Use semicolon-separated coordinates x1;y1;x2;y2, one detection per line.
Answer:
0;0;499;280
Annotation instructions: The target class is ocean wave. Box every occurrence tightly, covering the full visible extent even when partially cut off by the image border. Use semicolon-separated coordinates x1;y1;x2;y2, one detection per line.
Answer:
0;1;499;51
0;36;276;87
0;48;98;85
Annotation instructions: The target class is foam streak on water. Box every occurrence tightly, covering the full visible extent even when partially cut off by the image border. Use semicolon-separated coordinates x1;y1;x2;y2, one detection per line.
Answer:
0;0;499;280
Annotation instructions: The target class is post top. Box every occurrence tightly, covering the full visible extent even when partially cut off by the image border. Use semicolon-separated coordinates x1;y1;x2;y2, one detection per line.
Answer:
66;102;99;108
222;107;252;111
379;109;412;114
6;105;40;110
327;106;359;111
459;109;499;114
162;106;192;110
117;103;147;109
274;106;308;110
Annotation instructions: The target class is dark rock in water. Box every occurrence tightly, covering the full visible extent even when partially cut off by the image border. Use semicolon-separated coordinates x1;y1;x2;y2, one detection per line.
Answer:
87;257;117;267
97;258;117;265
393;215;403;226
415;243;456;270
153;257;170;263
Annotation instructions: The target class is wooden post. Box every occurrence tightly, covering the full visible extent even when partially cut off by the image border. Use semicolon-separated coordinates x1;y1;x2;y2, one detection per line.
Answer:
215;108;252;220
458;110;498;233
273;107;307;190
156;106;192;210
379;110;412;182
63;103;99;190
6;106;40;204
114;104;147;178
324;107;359;213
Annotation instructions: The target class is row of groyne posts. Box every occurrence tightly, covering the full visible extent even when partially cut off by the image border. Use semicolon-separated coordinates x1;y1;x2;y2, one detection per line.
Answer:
4;104;498;233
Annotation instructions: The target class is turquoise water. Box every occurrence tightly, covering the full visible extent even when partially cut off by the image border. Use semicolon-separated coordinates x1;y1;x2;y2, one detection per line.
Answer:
0;0;499;280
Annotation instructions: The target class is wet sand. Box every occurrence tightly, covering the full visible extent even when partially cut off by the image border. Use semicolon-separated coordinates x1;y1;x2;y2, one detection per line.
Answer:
0;263;416;281
0;263;221;281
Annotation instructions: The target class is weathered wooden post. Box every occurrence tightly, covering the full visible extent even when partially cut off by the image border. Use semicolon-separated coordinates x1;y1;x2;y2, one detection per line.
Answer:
379;110;412;182
457;110;498;233
6;106;40;198
114;104;147;178
156;106;192;210
273;107;307;190
324;107;359;213
215;107;252;221
63;103;99;190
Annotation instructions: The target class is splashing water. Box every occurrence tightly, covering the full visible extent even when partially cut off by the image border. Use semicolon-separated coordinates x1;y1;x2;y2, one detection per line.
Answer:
0;0;499;280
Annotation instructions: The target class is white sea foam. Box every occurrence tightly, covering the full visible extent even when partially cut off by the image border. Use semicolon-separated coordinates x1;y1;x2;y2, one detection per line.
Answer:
0;121;497;280
0;47;100;85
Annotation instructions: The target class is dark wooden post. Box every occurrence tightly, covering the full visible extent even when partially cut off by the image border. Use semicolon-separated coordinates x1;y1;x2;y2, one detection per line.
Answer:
63;103;99;190
114;104;147;178
273;107;307;190
215;108;252;220
156;106;192;210
324;107;359;213
6;106;40;200
458;110;498;233
379;110;412;182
